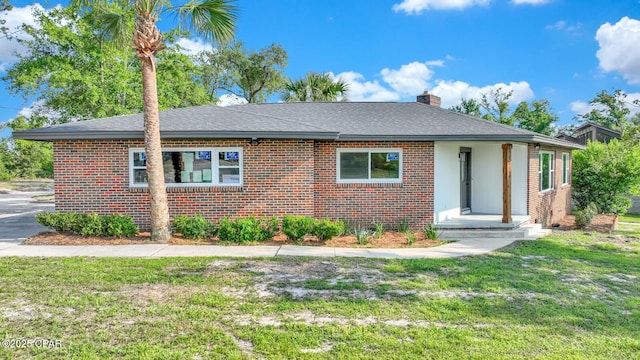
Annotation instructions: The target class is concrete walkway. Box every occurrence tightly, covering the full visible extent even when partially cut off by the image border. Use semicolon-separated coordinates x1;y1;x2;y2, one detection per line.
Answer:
0;237;521;259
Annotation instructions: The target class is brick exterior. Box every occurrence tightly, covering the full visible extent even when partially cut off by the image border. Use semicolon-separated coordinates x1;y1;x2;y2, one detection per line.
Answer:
314;141;434;228
527;144;573;227
54;139;315;228
53;138;569;230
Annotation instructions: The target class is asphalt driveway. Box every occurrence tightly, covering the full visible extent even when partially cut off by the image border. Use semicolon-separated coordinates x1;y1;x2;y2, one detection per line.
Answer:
0;191;54;242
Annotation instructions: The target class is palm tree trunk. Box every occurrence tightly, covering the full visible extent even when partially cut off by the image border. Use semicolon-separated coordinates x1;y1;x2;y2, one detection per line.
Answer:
141;56;171;242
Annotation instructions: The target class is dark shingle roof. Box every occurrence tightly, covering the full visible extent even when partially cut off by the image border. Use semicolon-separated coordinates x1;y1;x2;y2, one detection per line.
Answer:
13;102;581;148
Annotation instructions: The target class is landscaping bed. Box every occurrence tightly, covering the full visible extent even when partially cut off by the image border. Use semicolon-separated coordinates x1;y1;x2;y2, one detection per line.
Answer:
24;230;444;248
555;214;618;233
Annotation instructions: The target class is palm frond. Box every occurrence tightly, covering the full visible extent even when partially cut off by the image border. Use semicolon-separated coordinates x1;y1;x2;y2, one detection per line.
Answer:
175;0;236;44
99;12;133;46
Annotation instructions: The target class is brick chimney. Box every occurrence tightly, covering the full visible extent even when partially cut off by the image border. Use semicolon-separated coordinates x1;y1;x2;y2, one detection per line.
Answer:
416;91;441;107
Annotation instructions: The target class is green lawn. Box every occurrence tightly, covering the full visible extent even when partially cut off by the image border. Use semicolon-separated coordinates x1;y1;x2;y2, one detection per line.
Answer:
619;213;640;224
1;232;639;359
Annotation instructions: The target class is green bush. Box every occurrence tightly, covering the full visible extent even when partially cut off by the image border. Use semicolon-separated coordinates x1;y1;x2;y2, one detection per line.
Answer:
423;224;441;240
173;215;216;239
311;219;345;241
574;203;598;229
282;215;314;242
217;217;278;243
572;139;640;214
36;212;139;237
102;215;139;237
36;212;82;232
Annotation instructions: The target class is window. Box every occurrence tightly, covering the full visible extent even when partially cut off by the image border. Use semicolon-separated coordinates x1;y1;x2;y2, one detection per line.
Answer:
562;153;569;185
539;151;555;192
129;148;242;187
337;148;402;183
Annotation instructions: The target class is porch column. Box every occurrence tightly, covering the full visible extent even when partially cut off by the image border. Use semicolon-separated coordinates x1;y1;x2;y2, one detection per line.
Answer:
502;143;512;223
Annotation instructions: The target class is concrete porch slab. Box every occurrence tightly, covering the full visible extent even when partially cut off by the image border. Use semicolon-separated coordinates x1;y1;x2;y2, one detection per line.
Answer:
436;214;531;230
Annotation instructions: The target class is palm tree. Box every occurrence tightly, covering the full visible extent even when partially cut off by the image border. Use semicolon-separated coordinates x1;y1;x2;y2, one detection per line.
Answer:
73;0;236;242
283;72;348;102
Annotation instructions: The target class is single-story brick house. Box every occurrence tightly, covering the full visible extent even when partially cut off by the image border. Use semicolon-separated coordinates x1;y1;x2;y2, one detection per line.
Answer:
14;92;582;229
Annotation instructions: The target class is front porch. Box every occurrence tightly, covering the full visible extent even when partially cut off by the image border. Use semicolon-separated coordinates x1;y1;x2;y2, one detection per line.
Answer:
436;213;531;230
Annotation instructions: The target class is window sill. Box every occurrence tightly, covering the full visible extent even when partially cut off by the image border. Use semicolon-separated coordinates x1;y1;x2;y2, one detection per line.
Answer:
336;183;404;189
538;188;555;195
129;186;243;193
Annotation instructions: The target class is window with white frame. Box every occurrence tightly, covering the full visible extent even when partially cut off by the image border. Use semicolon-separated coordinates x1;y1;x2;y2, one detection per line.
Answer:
129;148;242;187
562;153;569;185
539;151;555;192
337;148;402;183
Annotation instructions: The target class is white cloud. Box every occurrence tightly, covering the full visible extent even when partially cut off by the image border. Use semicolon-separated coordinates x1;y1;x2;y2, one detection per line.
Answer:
596;17;640;85
545;20;582;33
0;4;47;68
173;37;212;55
430;80;535;108
511;0;552;5
334;59;534;108
217;93;247;107
335;71;400;102
392;0;491;14
380;61;436;95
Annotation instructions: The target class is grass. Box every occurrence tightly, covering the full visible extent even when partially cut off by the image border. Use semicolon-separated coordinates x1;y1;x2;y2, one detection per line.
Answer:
1;232;639;359
619;213;640;223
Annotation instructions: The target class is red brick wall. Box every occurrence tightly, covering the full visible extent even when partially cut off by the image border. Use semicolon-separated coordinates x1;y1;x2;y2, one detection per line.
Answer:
53;139;315;229
527;144;573;227
314;141;434;228
53;139;435;230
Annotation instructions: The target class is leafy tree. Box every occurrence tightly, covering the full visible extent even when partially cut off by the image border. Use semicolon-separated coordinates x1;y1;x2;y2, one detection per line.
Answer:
0;0;11;35
480;88;514;125
0;114;53;179
450;88;559;135
512;99;558;136
196;42;288;103
553;124;577;137
70;0;236;242
572;139;640;214
449;98;482;117
577;89;632;130
282;72;348;102
3;5;211;123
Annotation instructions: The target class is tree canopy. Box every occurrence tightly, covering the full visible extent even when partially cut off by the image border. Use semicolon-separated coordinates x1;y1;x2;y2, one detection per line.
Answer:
195;42;288;103
449;88;558;135
2;5;212;123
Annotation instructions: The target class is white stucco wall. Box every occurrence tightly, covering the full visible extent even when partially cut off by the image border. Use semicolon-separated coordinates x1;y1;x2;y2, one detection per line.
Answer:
434;141;528;222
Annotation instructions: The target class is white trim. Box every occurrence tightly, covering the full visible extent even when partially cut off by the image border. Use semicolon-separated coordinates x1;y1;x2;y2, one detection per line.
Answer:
538;150;555;193
336;148;403;184
562;152;570;185
128;147;243;188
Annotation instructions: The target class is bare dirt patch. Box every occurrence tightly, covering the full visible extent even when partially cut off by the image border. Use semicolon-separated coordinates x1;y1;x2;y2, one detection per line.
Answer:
555;214;618;233
24;230;444;248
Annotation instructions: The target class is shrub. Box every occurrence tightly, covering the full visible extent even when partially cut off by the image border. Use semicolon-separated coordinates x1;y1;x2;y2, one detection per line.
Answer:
311;219;345;241
36;212;139;237
218;217;278;243
173;215;216;239
354;229;371;245
406;231;416;245
79;213;103;236
36;212;82;233
372;220;384;239
397;218;410;233
102;215;139;237
423;224;441;240
572;139;640;214
282;215;314;242
574;203;598;229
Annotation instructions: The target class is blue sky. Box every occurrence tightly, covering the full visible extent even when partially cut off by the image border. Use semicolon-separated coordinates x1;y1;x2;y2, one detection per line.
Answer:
1;0;640;137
